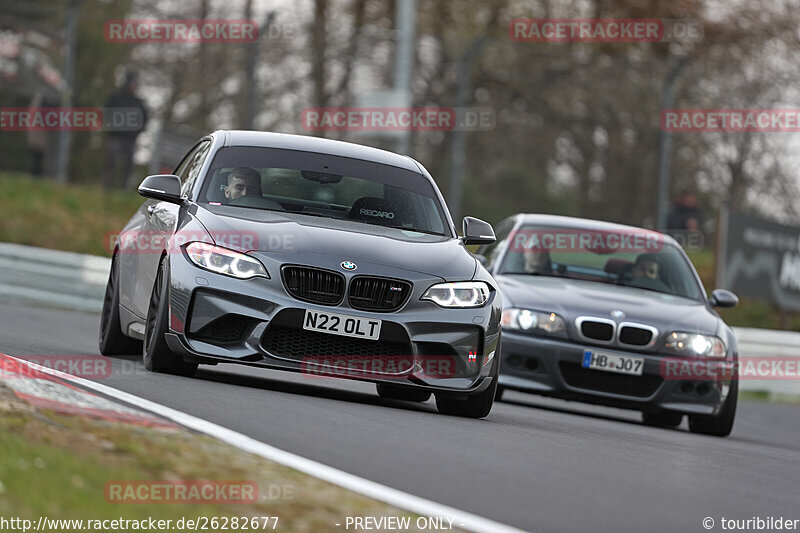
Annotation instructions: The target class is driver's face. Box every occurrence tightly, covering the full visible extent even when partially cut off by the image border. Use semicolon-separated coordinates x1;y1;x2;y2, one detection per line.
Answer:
225;176;260;200
633;260;659;280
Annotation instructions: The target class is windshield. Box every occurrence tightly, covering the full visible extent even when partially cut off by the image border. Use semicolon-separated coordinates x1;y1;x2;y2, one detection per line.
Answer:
499;225;703;301
198;146;449;236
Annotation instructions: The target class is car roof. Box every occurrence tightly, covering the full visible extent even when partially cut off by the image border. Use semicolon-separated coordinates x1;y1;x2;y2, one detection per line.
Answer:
509;213;675;242
214;130;420;172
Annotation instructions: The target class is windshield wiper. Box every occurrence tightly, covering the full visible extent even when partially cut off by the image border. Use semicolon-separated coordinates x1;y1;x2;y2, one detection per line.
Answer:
384;225;445;236
355;218;444;236
283;210;331;218
281;210;444;236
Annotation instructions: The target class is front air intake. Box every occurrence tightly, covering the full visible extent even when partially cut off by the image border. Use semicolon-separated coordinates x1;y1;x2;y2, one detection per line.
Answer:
348;276;412;312
580;320;614;342
618;326;654;346
281;266;345;306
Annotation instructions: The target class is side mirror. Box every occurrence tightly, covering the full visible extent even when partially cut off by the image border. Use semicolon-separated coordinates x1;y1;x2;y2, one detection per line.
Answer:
710;289;738;308
462;216;496;246
138;174;183;204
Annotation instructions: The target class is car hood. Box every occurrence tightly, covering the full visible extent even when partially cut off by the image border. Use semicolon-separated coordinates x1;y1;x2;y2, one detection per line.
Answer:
192;205;476;280
497;274;719;335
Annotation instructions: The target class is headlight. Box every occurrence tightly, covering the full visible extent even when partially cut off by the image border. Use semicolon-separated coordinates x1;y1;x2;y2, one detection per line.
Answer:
185;242;269;279
421;282;490;308
502;308;566;336
663;332;726;358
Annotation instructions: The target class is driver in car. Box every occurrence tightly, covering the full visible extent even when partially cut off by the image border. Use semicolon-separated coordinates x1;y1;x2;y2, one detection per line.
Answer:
631;254;669;292
522;247;553;274
632;255;659;280
224;167;262;202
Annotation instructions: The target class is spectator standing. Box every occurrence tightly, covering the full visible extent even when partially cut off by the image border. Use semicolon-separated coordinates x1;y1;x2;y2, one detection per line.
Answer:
103;71;148;189
667;190;704;231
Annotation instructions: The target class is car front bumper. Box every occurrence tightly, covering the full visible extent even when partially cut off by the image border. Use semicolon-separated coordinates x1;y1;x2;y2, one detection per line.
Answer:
163;252;501;397
498;331;734;415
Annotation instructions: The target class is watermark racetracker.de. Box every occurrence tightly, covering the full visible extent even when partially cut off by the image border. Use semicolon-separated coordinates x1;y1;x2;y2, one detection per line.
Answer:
661;108;800;132
0;355;150;380
508;228;666;254
106;230;296;255
661;356;800;381
104;19;259;43
0;356;113;380
509;18;703;43
300;107;495;132
300;355;484;380
507;228;704;253
104;481;259;504
0;107;144;132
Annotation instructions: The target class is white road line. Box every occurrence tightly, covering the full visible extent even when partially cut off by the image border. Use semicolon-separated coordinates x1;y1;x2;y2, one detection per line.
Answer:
5;355;526;533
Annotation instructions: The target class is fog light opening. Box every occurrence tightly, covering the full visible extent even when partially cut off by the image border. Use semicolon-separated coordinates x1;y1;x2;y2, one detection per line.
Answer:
524;359;539;371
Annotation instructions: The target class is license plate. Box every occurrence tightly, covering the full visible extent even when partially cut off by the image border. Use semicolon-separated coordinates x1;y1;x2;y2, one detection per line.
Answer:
581;350;644;376
303;310;382;341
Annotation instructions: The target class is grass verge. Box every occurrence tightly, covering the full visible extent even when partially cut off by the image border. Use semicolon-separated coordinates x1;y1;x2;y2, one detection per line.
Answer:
0;383;462;532
739;390;800;405
0;172;142;257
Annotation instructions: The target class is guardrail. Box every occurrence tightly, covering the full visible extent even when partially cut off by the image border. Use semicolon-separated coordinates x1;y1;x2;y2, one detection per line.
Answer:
0;243;798;397
0;242;110;313
733;327;800;397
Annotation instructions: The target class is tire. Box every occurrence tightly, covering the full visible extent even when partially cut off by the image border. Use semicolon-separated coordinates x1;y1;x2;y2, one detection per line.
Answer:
688;380;738;437
642;410;683;428
376;383;431;403
436;339;501;418
435;376;498;419
99;253;142;356
494;386;505;402
143;258;198;377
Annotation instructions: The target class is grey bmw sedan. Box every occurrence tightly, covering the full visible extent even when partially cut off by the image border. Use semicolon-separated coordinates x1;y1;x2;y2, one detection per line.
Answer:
99;131;502;418
477;214;740;435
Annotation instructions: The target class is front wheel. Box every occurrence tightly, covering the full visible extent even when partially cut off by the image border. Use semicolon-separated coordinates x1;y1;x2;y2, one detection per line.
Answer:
688;380;738;437
435;377;497;419
494;386;505;402
143;259;198;377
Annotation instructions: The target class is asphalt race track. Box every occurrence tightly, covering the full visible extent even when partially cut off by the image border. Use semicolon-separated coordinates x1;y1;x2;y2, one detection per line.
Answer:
2;302;798;533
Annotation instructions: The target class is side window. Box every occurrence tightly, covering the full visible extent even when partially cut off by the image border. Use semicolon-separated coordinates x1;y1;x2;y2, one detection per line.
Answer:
178;141;211;196
480;220;514;270
173;145;201;182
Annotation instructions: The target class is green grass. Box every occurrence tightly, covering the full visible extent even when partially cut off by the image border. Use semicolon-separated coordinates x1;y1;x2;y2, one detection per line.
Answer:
0;172;143;257
739;390;800;404
0;385;441;531
739;390;772;402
